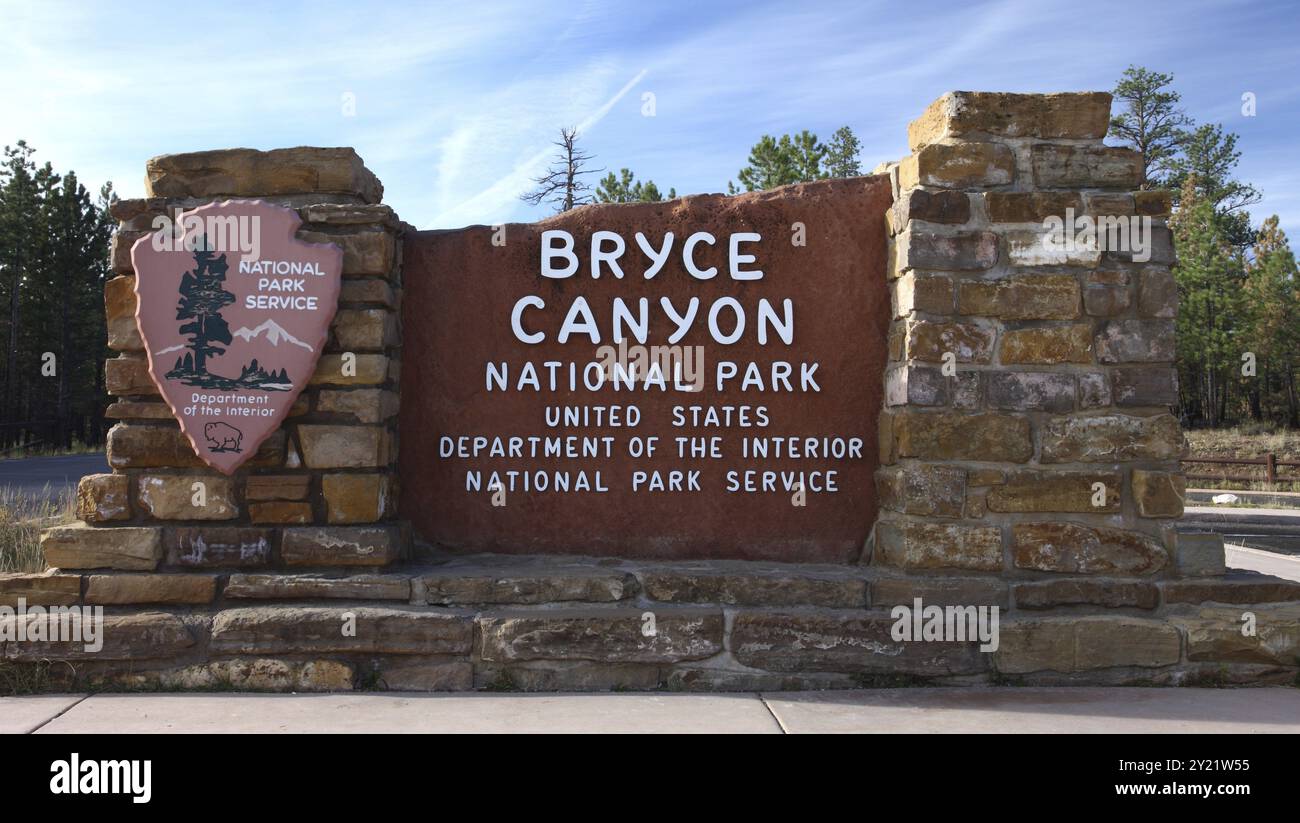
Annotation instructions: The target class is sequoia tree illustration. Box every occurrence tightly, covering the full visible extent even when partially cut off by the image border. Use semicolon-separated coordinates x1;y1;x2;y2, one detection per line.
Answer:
165;244;291;391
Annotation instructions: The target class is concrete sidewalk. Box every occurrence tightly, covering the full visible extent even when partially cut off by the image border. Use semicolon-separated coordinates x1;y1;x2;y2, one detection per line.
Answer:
5;688;1299;733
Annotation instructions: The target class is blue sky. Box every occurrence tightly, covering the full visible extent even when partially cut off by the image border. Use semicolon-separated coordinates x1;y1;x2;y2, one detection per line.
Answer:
2;0;1298;235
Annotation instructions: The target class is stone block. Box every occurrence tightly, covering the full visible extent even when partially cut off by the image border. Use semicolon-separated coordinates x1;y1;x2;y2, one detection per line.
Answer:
1013;579;1159;610
310;354;390;386
898;142;1015;189
225;573;411;601
906;320;995;363
1131;469;1186;517
1096;319;1176;363
280;525;400;566
105;354;156;396
893;272;953;316
297;425;389;468
316;388;399;424
897;229;999;271
957;274;1079;320
1031;144;1143;189
145;147;383;203
1003;229;1101;267
321;473;392;523
298;229;394;275
210;606;471;655
1163;570;1299;604
136;474;237;520
418;565;635;606
476;608;723;663
985;371;1075;412
998;324;1094;364
876;463;967;518
76;473;130;523
1169;531;1227;578
893;188;971;225
1011;522;1168;574
85;573;216;605
1137;267;1178;317
0;571;81;607
983;191;1083;224
638;565;868;607
986;470;1120;513
244;475;311;501
1040;413;1184;462
996;616;1179;673
0;612;193;661
908;91;1111;149
105;275;142;350
874;520;1003;571
892;411;1033;462
248;501;313;524
1173;604;1300;666
41;523;162;571
166;526;273;568
731;609;987;675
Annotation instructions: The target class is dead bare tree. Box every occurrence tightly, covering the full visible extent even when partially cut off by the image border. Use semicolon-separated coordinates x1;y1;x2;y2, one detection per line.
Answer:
520;127;602;213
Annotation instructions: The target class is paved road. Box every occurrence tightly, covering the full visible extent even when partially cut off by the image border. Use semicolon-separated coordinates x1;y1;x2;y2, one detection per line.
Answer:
0;453;106;501
5;688;1299;734
1186;506;1300;555
1227;543;1300;581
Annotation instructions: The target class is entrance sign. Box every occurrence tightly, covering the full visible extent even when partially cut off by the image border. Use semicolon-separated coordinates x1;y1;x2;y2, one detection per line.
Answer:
131;200;342;474
401;180;892;561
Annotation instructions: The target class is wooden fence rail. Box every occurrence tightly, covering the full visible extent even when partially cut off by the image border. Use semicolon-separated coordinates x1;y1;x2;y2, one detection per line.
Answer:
1182;454;1300;484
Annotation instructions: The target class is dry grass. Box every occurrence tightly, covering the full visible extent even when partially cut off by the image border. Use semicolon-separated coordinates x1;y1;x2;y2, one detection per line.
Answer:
0;486;73;573
1185;426;1300;460
0;440;101;460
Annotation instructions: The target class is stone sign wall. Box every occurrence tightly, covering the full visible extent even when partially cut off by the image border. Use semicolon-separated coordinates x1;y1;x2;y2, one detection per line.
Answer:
399;178;892;561
7;93;1297;692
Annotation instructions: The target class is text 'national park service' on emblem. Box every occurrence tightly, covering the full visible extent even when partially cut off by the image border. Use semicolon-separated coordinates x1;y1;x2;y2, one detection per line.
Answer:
131;200;342;474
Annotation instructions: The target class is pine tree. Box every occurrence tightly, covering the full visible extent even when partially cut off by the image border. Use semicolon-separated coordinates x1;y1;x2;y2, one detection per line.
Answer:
823;126;862;178
1165;123;1261;249
1171;177;1246;426
1108;66;1192;188
1242;216;1300;424
595;168;675;203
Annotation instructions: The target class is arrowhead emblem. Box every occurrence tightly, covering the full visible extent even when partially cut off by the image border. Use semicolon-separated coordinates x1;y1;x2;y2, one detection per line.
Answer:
131;200;342;474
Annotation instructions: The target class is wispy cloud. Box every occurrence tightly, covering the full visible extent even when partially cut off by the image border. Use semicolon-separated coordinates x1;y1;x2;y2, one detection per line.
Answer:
2;0;1297;235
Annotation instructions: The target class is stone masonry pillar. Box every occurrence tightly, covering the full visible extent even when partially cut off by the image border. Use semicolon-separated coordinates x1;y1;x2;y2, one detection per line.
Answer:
41;148;407;591
874;92;1213;589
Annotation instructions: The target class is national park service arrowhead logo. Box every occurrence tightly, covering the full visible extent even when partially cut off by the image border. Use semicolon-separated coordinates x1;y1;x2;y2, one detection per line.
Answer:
131;200;342;474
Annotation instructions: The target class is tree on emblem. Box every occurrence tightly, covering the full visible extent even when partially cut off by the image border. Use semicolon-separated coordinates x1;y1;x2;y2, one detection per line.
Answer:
164;241;291;391
170;243;234;380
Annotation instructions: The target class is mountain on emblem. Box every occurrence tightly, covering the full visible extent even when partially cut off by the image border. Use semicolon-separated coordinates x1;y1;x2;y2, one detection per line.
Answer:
131;200;343;474
232;318;315;352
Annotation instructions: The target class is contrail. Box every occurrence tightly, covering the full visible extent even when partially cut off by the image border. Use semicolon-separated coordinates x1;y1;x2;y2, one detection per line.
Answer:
424;68;649;229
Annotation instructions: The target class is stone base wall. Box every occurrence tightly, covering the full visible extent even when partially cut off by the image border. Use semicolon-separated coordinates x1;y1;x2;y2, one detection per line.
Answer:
2;556;1297;692
6;94;1298;692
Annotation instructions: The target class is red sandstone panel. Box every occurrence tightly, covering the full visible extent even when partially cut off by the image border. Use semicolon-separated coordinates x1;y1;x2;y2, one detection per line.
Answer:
400;176;892;562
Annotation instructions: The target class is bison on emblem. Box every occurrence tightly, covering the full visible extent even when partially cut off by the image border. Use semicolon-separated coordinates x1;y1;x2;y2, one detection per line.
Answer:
204;422;243;453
